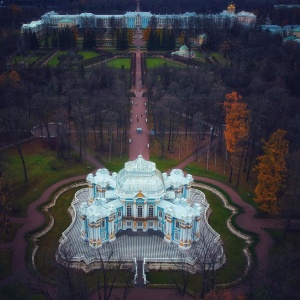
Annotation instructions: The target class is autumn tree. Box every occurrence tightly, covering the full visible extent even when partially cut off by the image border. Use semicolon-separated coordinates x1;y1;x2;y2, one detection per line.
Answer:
223;91;250;185
254;129;289;215
143;27;151;41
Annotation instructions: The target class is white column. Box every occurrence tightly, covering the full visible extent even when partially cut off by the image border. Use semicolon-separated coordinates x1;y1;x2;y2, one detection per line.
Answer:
133;201;136;217
88;184;93;204
107;220;111;236
186;185;191;202
183;227;187;241
180;226;183;241
144;201;147;217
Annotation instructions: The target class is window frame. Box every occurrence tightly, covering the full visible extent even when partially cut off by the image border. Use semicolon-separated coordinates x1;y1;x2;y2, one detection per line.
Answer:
127;205;132;217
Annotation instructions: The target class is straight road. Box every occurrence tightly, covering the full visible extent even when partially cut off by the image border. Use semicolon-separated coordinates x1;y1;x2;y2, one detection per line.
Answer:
129;30;149;160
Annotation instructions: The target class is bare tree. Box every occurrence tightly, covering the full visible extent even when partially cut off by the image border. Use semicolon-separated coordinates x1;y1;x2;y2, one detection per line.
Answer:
172;252;191;299
191;231;225;299
95;244;134;300
55;245;89;300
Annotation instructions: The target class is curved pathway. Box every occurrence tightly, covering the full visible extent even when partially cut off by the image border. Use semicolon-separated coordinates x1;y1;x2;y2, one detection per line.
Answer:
0;157;103;288
0;24;285;300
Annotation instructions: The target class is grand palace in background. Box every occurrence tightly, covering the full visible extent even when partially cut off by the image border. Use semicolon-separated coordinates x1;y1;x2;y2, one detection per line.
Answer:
21;2;256;36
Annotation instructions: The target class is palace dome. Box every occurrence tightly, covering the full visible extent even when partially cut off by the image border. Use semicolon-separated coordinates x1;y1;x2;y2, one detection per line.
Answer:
115;155;165;197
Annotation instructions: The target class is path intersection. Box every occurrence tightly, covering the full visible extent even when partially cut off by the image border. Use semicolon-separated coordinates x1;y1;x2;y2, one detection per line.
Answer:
0;26;286;300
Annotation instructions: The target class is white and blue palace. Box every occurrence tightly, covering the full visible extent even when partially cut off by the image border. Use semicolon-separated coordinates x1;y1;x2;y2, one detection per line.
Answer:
79;155;212;251
21;3;256;36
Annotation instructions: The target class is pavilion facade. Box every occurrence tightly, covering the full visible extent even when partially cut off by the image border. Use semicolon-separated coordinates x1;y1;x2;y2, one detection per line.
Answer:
79;155;210;250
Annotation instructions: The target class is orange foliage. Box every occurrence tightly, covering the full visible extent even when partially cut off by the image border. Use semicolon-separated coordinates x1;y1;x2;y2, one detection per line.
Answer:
10;4;22;16
223;91;250;155
178;31;185;45
127;29;134;45
143;27;151;41
8;70;20;83
254;129;289;214
72;28;79;41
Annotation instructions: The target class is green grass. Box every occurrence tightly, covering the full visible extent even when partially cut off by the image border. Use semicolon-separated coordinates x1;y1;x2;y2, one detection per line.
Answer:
47;50;67;67
3;140;95;216
150;155;180;172
147;189;248;292
35;188;78;276
32;180;249;293
146;57;184;68
34;187;134;289
0;223;23;243
0;282;45;300
26;56;40;64
100;155;129;172
211;52;227;65
206;190;247;283
0;249;13;279
12;56;25;63
77;51;100;60
195;51;202;58
186;162;257;209
106;58;131;69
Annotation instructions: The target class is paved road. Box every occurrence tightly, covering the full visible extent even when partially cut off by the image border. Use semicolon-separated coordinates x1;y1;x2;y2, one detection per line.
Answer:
0;27;286;299
129;43;149;160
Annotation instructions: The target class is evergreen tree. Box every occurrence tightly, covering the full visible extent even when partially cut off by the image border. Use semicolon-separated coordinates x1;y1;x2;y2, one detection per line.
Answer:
147;28;155;51
44;29;49;49
83;30;88;49
30;31;39;51
52;30;58;48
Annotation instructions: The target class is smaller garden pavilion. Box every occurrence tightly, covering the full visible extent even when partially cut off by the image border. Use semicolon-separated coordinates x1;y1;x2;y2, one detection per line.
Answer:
57;156;224;270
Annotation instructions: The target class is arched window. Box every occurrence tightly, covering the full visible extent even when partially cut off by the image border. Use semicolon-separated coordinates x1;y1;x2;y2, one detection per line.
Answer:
138;205;143;217
127;205;132;217
148;205;154;217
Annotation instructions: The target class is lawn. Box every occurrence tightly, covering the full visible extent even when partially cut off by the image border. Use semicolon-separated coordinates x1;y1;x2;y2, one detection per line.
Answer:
106;58;131;69
186;162;257;209
34;188;77;276
211;52;227;65
34;187;134;289
146;57;184;68
150;155;180;172
26;56;40;64
12;56;25;63
3;139;95;216
100;155;129;172
147;188;248;292
47;50;67;67
77;51;100;60
0;249;13;279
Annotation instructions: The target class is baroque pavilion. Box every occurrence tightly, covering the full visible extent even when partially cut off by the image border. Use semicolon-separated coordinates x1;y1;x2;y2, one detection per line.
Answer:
79;155;211;250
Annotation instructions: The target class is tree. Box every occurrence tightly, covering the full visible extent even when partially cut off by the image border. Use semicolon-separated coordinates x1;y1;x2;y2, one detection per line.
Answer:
0;177;11;236
254;129;289;215
223;91;250;185
95;244;134;300
281;150;300;228
143;27;151;41
192;232;225;299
